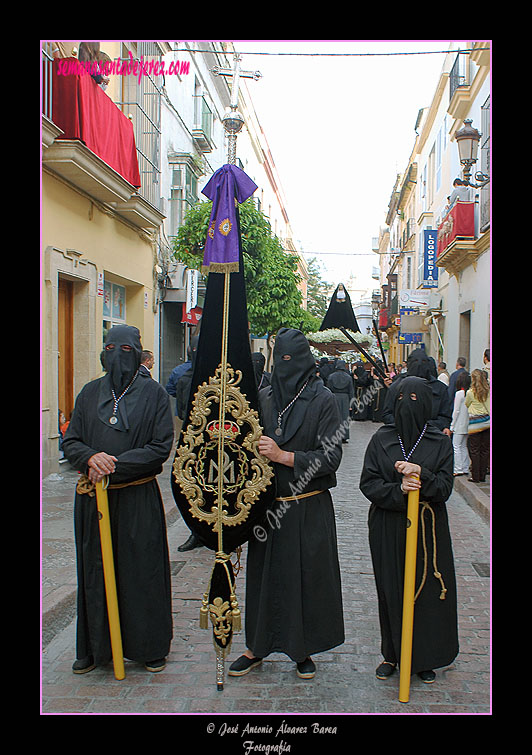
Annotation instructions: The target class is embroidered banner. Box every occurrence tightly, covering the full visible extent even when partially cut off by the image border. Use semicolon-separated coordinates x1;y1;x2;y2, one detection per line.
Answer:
201;164;257;273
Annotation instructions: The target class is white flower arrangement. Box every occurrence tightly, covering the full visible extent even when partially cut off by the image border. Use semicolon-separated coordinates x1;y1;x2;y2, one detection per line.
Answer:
307;329;382;360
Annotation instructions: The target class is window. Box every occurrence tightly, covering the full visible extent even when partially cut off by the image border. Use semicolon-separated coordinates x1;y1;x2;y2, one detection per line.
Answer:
193;77;214;145
103;280;127;344
406;256;412;289
168;162;199;237
118;42;163;210
434;129;442;191
420;164;427;213
434;116;448;195
450;52;470;101
427;145;435;207
480;96;490;231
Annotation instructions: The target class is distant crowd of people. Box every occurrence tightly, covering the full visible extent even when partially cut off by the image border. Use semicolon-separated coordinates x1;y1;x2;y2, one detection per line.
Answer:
313;347;490;484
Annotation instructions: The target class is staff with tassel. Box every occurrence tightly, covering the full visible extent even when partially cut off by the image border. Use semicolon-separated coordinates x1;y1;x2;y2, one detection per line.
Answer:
209;52;258;691
172;52;274;692
95;478;125;681
373;318;389;375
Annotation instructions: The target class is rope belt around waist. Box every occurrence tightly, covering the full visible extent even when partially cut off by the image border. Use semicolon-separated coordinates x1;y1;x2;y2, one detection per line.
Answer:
76;473;156;497
415;501;447;603
275;489;324;502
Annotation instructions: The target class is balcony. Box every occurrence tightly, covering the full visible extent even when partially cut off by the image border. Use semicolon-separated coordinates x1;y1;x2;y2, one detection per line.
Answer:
436;201;487;276
41;56;165;230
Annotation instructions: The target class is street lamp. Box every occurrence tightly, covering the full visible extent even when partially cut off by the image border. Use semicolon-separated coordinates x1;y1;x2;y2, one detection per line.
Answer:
455;119;490;188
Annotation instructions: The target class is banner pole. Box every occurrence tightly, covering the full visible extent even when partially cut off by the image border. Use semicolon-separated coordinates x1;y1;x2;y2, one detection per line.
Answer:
398;480;420;703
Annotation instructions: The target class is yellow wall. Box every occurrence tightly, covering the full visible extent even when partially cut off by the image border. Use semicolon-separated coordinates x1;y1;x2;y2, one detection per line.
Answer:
42;170;156;474
42;171;155;349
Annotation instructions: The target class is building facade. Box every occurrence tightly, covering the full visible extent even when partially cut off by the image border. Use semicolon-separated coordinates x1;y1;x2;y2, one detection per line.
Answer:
41;41;168;477
374;41;490;374
41;40;307;476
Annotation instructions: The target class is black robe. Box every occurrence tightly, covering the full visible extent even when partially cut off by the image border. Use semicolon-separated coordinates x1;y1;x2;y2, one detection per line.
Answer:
351;365;372;421
245;379;345;663
359;424;459;674
326;367;354;439
371;373;387;423
63;374;174;665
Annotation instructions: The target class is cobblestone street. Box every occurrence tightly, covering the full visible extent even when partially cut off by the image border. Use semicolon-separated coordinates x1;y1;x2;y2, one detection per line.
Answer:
41;420;491;726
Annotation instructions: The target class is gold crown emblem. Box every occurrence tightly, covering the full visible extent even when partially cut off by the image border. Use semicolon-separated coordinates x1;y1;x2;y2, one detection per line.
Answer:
206;419;239;440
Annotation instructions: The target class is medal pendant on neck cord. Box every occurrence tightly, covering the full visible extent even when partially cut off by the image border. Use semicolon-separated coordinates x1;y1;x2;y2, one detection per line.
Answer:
109;371;139;425
398;422;427;461
275;378;310;437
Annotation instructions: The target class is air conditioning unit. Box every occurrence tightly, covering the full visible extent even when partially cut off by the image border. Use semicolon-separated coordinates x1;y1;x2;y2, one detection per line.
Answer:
167;263;187;289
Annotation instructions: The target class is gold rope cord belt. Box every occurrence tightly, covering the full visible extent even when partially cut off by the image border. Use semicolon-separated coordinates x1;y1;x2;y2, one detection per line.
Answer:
275;490;324;502
76;474;156;497
415;501;447;602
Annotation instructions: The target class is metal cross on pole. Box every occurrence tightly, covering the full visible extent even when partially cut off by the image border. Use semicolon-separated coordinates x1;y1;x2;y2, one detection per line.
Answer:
211;52;262;164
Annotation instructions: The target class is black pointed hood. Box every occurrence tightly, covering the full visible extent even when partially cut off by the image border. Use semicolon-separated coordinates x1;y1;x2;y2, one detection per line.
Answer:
394;376;433;455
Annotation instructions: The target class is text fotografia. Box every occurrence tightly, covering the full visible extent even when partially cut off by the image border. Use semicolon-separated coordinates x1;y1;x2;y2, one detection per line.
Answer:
209;720;338;752
57;52;190;83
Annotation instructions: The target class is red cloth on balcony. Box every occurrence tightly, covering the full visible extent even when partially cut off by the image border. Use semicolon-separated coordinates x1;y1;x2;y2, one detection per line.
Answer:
51;59;141;188
378;308;389;329
437;201;475;257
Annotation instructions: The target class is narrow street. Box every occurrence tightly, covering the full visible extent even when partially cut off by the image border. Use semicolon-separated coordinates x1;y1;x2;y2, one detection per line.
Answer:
41;419;491;721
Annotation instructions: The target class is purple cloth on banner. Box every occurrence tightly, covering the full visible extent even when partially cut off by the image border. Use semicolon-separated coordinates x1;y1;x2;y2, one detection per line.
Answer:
201;164;258;273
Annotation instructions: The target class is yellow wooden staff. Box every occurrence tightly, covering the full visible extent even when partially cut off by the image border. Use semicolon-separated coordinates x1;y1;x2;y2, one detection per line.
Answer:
399;478;420;703
95;478;125;680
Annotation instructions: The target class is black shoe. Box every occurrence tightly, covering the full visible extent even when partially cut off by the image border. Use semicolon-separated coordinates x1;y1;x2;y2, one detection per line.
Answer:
177;534;203;552
228;654;262;676
145;658;166;672
376;661;397;679
72;656;96;674
417;669;436;683
296;657;316;679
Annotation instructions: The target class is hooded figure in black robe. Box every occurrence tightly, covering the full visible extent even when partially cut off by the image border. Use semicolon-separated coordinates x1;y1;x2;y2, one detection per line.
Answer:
317;357;333;382
359;376;458;680
251;351;271;391
63;325;174;672
382;349;452;433
326;359;354;440
351;361;372;420
319;283;360;333
370;360;388;423
231;328;345;675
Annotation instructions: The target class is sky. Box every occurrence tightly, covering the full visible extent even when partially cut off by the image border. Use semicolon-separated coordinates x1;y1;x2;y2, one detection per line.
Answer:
233;39;463;291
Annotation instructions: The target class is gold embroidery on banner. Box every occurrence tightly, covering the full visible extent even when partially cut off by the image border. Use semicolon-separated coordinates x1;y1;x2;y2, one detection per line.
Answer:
218;218;232;236
209;597;232;646
172;363;274;534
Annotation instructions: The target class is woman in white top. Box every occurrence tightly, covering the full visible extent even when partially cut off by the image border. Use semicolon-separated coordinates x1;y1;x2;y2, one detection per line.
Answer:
450;371;471;476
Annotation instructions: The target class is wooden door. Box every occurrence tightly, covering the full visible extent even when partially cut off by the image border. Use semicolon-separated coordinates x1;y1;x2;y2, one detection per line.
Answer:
58;278;74;421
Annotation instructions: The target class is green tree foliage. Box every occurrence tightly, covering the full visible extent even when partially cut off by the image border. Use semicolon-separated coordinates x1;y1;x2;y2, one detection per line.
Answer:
173;199;320;336
305;257;332;320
